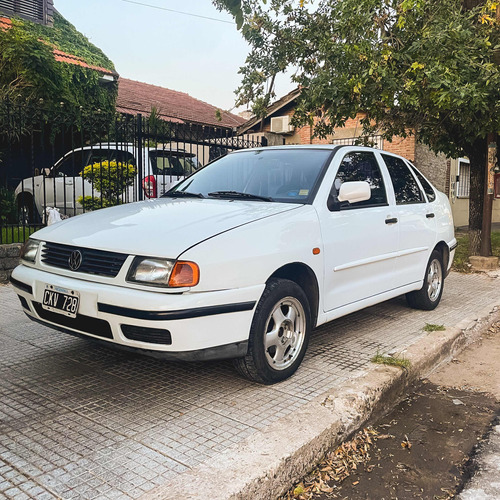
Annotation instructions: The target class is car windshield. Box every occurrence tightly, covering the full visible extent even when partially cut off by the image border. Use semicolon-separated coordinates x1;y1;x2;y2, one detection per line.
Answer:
149;151;198;176
167;149;332;203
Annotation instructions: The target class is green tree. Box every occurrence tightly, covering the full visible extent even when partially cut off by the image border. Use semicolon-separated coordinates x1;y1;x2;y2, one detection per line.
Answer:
215;0;500;255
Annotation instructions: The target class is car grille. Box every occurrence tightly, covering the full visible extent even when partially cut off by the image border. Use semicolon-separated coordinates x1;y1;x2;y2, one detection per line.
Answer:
41;242;128;277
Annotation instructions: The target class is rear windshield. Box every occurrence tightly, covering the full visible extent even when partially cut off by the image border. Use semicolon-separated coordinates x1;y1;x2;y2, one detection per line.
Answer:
149;151;198;176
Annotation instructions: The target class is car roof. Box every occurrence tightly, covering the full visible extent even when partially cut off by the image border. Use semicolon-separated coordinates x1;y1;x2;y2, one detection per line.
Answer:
232;144;384;153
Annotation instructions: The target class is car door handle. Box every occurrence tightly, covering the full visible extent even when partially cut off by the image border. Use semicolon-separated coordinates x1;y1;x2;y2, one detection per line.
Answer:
385;217;398;225
426;213;435;218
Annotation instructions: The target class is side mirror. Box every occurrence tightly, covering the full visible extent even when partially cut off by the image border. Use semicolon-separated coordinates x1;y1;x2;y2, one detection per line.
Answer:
43;168;51;177
338;181;371;204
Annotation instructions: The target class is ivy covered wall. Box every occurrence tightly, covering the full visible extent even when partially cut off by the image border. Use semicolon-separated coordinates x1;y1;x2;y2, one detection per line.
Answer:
0;11;117;118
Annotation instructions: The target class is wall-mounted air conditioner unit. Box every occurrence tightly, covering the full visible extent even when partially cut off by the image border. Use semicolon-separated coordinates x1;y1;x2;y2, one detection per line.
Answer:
270;115;294;134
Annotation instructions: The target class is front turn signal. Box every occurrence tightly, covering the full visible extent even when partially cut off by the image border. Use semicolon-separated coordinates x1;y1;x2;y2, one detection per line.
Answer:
168;261;200;287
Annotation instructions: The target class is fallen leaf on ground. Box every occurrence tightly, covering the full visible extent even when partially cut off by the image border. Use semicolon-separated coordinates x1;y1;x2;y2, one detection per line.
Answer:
281;428;379;499
401;435;412;449
377;434;395;439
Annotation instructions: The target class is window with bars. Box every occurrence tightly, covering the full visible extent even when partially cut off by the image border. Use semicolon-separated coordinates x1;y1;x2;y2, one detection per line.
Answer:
456;159;470;198
0;0;47;24
330;135;384;149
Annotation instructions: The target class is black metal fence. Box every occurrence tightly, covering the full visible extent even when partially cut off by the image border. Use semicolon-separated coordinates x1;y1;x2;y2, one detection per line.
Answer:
0;101;263;244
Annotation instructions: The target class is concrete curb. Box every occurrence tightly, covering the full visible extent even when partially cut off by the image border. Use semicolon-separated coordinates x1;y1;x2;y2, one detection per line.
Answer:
142;301;500;500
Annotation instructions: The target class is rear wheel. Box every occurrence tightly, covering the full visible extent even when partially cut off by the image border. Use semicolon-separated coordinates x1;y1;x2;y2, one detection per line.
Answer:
406;250;444;310
233;278;311;384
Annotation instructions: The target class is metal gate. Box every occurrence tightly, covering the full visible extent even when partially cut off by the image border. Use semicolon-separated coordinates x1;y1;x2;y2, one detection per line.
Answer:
0;102;262;244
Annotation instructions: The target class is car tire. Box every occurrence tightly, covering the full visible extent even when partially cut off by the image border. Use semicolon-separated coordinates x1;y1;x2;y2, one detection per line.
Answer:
406;249;444;311
233;278;311;384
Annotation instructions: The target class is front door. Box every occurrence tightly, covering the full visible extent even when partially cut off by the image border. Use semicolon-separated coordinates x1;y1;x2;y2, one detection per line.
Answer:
319;151;399;312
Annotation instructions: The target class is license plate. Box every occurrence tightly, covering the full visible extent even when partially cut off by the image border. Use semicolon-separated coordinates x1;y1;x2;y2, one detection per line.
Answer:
42;285;80;318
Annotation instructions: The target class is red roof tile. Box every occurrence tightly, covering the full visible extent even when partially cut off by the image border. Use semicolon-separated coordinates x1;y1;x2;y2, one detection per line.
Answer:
0;17;115;75
0;16;13;30
116;78;245;129
52;49;115;75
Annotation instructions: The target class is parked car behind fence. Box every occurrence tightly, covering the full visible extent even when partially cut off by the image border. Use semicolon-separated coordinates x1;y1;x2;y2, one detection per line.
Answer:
15;143;200;223
0;107;263;241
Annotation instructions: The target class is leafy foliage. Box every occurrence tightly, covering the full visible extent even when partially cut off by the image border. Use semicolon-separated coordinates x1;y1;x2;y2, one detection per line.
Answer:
28;12;115;71
0;187;17;223
0;12;117;118
217;0;500;159
77;160;136;211
216;0;500;254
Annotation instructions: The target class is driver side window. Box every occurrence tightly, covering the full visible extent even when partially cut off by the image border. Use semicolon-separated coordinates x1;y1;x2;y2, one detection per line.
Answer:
333;152;388;209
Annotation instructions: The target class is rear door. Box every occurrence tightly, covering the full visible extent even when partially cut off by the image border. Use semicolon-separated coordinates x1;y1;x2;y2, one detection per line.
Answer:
379;153;437;287
319;149;400;312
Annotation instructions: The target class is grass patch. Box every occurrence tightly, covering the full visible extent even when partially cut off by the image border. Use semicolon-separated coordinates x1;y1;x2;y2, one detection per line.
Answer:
371;352;411;369
452;230;500;273
423;323;446;332
1;226;38;244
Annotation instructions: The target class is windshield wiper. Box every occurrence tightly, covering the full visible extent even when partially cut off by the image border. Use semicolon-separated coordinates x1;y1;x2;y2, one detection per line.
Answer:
162;191;205;199
207;191;273;202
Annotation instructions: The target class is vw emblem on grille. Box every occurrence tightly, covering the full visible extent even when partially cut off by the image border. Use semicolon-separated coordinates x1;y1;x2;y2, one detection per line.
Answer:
68;250;82;271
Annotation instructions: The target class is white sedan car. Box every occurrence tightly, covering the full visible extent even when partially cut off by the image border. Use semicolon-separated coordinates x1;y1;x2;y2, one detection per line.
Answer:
11;146;456;384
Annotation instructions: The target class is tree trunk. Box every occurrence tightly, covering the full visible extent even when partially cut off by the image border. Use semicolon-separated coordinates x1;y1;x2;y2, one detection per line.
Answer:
465;137;488;256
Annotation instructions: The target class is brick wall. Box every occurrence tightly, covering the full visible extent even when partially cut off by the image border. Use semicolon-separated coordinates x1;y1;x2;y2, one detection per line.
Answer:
0;244;22;283
413;143;449;192
383;135;416;162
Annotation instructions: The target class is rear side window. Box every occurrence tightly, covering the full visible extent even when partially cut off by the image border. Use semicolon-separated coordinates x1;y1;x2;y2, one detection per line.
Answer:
149;152;197;176
382;154;424;204
333;152;388;209
408;163;436;202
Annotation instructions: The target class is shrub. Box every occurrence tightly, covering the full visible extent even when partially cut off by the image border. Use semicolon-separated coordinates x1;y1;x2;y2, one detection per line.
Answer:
0;187;17;223
77;160;136;211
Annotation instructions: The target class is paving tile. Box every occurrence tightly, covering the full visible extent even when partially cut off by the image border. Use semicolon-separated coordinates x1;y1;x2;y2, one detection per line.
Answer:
1;272;499;498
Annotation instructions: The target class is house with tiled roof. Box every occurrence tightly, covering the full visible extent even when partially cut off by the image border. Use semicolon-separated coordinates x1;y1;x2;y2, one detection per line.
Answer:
117;78;245;130
240;89;500;227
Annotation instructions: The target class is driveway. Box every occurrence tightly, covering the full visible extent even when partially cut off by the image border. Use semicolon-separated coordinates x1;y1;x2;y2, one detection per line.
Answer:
0;272;498;499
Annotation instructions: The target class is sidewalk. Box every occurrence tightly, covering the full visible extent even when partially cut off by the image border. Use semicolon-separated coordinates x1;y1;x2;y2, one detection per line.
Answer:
0;271;499;499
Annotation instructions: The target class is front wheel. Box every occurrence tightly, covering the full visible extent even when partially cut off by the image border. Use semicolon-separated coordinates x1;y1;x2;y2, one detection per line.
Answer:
406;250;444;310
233;278;311;384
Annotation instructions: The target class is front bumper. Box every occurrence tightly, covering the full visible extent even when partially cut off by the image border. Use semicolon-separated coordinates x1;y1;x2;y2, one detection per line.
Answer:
11;265;263;360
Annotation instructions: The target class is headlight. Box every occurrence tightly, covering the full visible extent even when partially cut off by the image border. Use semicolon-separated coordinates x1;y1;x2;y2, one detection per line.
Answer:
127;257;199;288
21;239;40;263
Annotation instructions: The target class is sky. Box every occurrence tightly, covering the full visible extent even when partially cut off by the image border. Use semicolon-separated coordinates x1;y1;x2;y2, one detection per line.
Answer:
56;0;294;115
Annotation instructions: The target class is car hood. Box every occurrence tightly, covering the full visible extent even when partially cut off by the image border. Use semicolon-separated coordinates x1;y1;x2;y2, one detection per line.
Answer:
33;198;301;258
